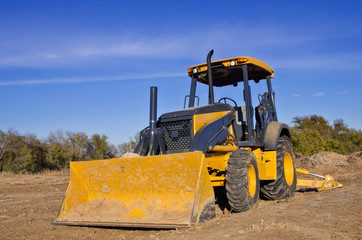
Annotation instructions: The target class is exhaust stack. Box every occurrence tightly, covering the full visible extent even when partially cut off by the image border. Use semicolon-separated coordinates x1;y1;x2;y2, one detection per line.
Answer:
207;50;215;104
148;86;157;155
134;86;165;156
149;86;157;130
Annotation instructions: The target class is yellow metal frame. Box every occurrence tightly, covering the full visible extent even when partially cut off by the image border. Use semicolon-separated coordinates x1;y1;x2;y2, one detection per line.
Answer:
206;147;277;187
296;168;342;191
193;111;233;134
193;110;240;187
252;148;277;180
207;152;231;187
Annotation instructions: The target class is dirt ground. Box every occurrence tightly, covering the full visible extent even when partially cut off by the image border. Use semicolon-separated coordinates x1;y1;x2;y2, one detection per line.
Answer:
0;152;361;240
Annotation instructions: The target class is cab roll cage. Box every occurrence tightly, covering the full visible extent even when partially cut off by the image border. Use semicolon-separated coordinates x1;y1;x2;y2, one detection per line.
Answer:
187;50;278;147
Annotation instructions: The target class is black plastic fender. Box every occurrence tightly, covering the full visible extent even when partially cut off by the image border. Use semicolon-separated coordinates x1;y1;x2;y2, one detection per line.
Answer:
263;121;291;151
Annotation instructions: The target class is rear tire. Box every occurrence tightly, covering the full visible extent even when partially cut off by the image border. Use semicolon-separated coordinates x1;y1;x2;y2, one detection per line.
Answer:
260;136;297;200
225;149;260;212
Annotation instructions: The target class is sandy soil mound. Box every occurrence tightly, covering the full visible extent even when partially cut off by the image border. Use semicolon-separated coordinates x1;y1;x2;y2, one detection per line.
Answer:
309;151;348;167
294;151;361;174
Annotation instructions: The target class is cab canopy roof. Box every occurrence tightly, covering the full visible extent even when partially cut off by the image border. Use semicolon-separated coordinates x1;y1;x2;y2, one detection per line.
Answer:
187;57;274;87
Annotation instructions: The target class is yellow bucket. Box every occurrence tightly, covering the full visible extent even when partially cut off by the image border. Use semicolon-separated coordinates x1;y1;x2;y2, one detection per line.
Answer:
53;151;215;228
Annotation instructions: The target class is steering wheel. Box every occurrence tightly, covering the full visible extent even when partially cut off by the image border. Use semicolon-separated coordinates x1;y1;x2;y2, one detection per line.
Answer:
218;97;238;107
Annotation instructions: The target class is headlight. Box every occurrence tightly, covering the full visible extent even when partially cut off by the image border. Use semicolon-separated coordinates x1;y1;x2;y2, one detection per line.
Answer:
230;60;236;66
193;68;198;74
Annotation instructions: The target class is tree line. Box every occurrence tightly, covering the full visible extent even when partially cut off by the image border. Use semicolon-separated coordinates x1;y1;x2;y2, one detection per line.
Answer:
290;115;362;156
0;115;361;173
0;129;138;173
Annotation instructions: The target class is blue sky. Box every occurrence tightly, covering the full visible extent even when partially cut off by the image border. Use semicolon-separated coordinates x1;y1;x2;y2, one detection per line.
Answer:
0;0;361;145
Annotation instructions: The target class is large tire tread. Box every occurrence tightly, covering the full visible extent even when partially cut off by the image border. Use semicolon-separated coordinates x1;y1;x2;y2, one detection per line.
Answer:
225;149;260;212
260;136;297;200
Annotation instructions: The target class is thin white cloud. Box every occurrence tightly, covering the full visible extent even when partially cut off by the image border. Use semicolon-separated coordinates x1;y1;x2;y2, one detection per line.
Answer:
313;92;325;97
292;94;300;97
0;25;339;68
73;39;180;58
0;22;361;86
337;90;348;95
0;72;184;86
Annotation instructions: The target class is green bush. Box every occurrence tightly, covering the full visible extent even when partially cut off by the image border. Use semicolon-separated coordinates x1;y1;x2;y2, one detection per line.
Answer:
290;115;362;156
0;130;118;173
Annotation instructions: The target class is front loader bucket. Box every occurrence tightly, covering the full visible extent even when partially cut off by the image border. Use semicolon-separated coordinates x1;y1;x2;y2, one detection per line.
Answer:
53;151;215;228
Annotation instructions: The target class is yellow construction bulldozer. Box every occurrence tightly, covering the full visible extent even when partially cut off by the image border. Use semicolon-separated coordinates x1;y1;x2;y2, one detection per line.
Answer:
53;50;342;228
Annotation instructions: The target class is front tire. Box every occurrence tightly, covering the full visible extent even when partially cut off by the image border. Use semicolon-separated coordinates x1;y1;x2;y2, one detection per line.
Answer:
260;136;297;200
225;149;260;212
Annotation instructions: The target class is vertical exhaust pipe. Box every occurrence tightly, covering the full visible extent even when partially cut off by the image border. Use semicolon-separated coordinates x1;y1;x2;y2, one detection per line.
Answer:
148;86;157;155
150;86;157;131
207;50;215;104
134;86;165;156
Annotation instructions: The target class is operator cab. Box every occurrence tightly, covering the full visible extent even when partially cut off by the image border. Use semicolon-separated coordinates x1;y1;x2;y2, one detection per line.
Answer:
185;51;277;146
